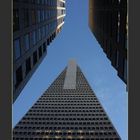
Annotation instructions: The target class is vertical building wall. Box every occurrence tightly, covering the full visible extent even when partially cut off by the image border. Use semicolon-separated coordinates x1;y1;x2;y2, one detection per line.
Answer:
13;61;121;139
89;0;127;84
13;0;66;102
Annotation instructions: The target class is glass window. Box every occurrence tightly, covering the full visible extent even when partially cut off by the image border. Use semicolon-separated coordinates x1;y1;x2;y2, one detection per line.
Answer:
14;0;19;2
42;26;45;38
125;35;128;49
24;9;29;27
40;10;43;21
45;0;47;4
31;0;35;4
45;24;48;36
117;12;120;43
13;9;19;31
31;10;36;25
26;57;31;75
124;59;127;82
48;10;50;18
32;30;36;45
125;15;128;49
14;38;21;60
33;51;38;65
37;10;41;23
38;28;41;40
116;50;119;68
48;0;50;6
15;66;23;88
37;0;40;4
38;46;42;58
24;34;30;51
43;42;47;52
41;0;45;4
43;10;45;21
23;0;28;3
45;10;48;19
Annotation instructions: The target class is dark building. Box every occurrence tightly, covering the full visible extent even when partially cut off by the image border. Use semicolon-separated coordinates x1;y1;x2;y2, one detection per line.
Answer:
13;0;66;102
89;0;128;84
13;60;121;139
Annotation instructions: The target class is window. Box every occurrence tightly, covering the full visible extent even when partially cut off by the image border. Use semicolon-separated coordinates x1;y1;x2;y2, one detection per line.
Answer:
124;59;127;82
31;0;35;4
43;42;47;53
33;51;38;65
13;9;19;31
37;0;42;4
41;10;45;21
23;0;28;3
14;38;21;60
26;57;31;75
125;14;128;49
125;35;128;49
42;26;45;38
37;10;41;23
32;30;36;45
14;0;19;2
15;66;23;88
38;46;42;58
24;34;30;51
38;28;41;41
41;0;45;4
116;50;119;68
45;0;47;4
24;9;29;27
117;12;120;43
31;10;36;24
45;24;48;36
45;10;48;20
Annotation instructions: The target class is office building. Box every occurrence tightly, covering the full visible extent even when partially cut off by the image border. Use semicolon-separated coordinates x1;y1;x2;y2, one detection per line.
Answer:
89;0;128;84
13;60;120;139
13;0;66;102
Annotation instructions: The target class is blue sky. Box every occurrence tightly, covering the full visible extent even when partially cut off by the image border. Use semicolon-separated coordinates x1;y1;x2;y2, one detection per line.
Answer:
13;0;128;140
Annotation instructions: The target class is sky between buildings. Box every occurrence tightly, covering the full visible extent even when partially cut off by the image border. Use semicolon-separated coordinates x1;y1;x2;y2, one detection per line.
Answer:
13;1;128;140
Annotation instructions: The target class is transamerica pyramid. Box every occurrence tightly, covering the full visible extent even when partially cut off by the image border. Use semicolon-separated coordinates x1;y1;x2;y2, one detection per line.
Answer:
13;60;121;139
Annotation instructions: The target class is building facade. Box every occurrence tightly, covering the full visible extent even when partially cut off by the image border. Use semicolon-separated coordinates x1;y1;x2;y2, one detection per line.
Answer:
13;0;66;102
13;60;121;139
89;0;127;84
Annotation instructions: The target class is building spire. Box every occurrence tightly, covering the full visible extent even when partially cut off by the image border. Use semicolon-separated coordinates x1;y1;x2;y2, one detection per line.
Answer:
63;59;77;89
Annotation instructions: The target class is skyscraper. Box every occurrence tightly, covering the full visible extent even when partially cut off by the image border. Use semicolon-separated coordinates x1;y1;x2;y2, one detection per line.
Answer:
89;0;127;84
13;60;121;139
13;0;66;102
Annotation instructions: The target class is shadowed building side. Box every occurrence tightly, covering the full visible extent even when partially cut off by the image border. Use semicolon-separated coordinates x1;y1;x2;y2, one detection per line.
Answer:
89;0;128;85
13;0;66;102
